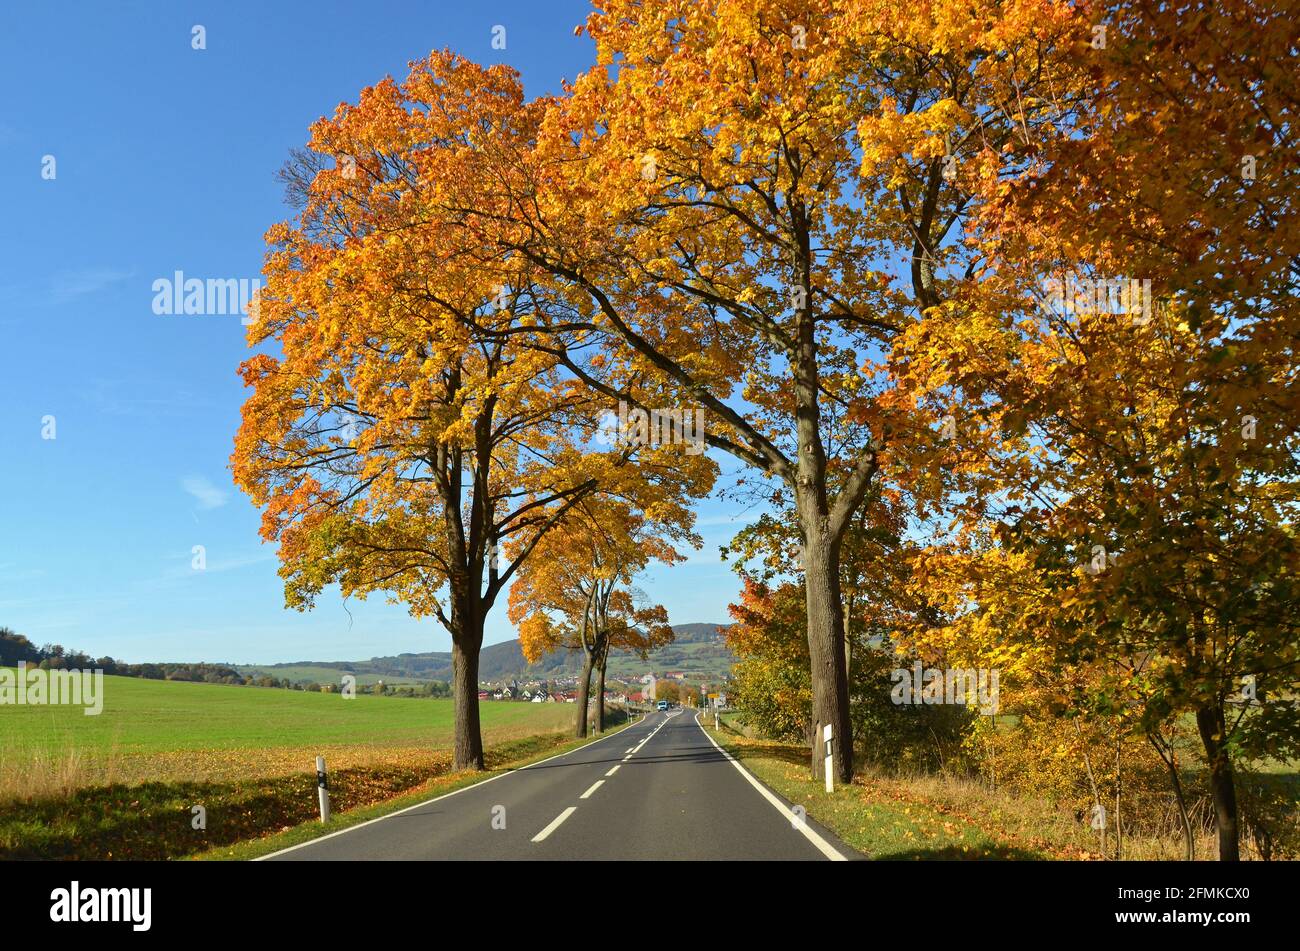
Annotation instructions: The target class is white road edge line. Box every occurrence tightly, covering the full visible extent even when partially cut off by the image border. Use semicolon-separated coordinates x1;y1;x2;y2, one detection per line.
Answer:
694;712;848;861
531;806;577;842
579;780;604;799
255;712;658;860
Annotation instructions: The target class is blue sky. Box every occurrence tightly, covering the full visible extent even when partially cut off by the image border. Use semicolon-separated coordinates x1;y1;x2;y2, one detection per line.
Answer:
0;0;753;664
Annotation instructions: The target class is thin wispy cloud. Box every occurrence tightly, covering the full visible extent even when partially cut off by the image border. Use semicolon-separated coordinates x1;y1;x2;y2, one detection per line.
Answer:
158;550;275;582
182;475;229;510
51;267;133;303
209;552;275;573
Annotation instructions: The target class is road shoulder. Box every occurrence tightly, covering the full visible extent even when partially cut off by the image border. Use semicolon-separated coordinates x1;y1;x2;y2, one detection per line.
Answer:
699;714;1053;860
692;711;852;861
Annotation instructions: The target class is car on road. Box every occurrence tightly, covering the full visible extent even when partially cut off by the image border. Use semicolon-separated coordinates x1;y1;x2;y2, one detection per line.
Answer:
656;700;669;711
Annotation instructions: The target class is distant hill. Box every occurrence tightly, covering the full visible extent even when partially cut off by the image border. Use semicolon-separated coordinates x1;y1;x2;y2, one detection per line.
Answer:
238;623;734;685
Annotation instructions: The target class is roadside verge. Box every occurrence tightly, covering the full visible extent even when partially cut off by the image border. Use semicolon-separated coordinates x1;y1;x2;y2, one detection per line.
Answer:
699;714;1053;860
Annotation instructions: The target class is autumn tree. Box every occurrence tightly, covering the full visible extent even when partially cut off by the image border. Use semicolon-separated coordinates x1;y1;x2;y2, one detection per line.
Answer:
510;495;699;735
727;575;979;770
472;0;1085;782
723;477;916;693
725;580;814;742
269;2;1080;784
232;55;688;770
894;1;1300;858
655;681;682;704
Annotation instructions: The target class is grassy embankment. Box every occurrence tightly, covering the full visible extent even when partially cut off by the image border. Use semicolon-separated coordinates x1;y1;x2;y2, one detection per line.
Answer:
701;711;1161;860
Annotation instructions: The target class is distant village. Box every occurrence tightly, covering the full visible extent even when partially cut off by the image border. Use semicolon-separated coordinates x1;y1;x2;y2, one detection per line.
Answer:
477;670;724;707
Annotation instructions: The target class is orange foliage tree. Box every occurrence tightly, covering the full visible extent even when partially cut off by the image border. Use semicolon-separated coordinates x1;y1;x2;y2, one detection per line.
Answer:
509;497;693;735
890;1;1300;858
231;54;711;769
476;0;1086;782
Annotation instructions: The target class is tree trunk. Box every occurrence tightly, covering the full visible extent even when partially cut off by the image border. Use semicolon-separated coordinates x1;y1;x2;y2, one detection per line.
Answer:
574;652;593;738
1196;704;1240;861
451;631;485;771
595;659;607;733
1148;729;1194;861
803;532;853;784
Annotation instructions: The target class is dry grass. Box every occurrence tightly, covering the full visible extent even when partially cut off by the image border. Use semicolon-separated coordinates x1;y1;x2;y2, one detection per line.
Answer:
0;744;102;802
856;767;1242;860
711;717;1287;860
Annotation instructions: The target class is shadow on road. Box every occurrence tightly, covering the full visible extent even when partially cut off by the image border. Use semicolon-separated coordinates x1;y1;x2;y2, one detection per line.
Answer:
515;743;728;771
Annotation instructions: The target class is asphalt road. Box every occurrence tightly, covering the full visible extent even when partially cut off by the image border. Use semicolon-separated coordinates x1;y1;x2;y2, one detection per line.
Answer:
263;709;851;860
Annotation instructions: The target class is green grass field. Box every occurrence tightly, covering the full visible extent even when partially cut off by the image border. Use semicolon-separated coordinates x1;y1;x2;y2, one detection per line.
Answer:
0;670;600;859
236;665;427;686
0;670;576;801
0;672;567;754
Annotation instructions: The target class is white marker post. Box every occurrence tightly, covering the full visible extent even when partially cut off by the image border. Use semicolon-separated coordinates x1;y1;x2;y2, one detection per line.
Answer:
823;723;833;793
316;755;330;823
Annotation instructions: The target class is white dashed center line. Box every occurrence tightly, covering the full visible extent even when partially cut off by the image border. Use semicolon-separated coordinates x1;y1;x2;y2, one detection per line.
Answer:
532;807;577;843
533;714;684;844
